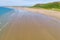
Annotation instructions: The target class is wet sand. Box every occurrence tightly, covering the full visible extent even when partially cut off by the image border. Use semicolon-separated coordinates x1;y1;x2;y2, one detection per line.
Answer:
22;8;60;20
0;9;60;40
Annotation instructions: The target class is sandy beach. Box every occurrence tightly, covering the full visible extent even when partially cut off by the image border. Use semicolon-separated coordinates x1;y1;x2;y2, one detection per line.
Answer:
8;6;60;20
0;7;60;40
22;8;60;20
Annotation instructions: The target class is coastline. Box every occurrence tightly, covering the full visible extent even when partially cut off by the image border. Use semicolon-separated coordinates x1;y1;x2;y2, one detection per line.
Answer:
23;8;60;20
8;6;60;20
1;7;60;40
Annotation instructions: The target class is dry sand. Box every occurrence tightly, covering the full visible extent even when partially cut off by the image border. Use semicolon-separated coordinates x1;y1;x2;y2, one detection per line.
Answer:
23;8;60;20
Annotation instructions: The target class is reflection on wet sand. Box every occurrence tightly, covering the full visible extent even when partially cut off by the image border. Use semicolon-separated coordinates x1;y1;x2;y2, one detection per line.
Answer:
0;10;60;40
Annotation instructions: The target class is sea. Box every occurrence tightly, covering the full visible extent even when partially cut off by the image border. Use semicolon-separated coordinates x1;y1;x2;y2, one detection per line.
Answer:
0;7;13;16
0;7;14;28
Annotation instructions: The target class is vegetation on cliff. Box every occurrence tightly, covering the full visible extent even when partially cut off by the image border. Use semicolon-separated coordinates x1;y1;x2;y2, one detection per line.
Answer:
33;2;60;9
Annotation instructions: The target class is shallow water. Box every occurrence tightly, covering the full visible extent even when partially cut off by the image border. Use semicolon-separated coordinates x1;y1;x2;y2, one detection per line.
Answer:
0;7;14;28
0;7;13;16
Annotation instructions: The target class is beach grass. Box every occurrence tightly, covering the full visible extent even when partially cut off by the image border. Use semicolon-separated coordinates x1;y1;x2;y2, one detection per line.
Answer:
32;1;60;11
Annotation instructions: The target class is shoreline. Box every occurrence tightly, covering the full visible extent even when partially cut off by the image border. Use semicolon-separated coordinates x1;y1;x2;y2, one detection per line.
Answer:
23;8;60;20
8;6;60;20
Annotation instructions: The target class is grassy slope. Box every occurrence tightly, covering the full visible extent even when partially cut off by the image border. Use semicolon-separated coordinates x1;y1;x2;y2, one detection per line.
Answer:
32;2;60;11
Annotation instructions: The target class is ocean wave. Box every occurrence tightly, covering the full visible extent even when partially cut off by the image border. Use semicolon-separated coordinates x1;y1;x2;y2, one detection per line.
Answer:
0;7;14;16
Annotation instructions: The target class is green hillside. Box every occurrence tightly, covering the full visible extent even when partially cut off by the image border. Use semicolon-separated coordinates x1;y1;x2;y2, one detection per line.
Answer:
33;2;60;9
